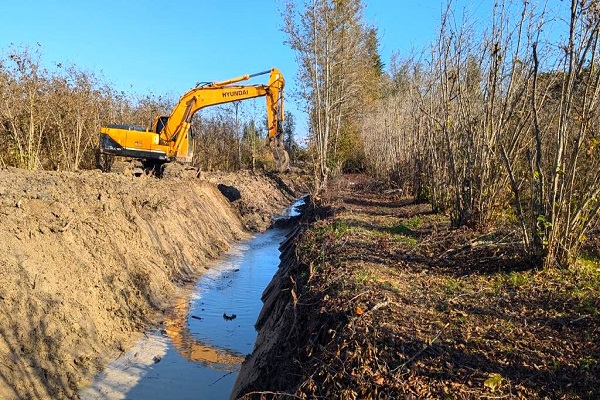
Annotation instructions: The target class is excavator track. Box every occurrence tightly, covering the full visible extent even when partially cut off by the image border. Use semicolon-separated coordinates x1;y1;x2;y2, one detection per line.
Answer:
95;150;114;172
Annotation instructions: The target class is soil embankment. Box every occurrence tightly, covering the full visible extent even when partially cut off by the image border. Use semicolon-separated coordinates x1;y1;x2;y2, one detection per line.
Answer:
0;166;303;399
233;174;600;399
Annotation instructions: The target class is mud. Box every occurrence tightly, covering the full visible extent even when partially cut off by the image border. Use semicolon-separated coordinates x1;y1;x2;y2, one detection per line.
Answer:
0;166;303;399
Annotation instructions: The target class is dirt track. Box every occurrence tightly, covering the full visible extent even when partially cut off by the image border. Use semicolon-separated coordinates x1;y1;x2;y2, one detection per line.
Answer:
0;166;301;399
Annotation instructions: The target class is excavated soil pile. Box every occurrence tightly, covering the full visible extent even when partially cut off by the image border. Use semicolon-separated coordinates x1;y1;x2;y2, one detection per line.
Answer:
0;166;303;399
233;174;600;399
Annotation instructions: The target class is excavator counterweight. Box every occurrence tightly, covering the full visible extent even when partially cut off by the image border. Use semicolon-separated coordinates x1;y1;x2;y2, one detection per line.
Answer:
98;68;289;172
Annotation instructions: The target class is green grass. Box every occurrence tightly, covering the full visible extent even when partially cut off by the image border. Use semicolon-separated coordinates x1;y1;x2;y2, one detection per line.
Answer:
488;271;532;294
354;268;376;284
579;356;599;371
332;220;351;237
387;223;419;246
506;271;531;288
406;215;423;228
390;223;413;235
578;253;600;278
442;277;463;295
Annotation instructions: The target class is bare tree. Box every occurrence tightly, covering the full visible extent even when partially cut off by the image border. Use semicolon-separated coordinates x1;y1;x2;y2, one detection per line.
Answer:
46;66;105;170
282;0;379;192
359;0;600;267
0;46;51;170
522;0;600;266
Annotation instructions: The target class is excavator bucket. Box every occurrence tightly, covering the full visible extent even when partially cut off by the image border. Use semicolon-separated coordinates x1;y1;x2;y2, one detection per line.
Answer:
270;134;289;172
273;145;290;172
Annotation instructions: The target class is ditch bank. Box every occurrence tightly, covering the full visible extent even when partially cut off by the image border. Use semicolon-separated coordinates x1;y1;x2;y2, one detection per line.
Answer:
0;167;304;399
229;201;326;400
230;174;600;399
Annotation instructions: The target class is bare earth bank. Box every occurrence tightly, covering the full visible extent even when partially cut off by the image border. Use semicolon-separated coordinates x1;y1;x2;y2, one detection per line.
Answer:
0;167;303;399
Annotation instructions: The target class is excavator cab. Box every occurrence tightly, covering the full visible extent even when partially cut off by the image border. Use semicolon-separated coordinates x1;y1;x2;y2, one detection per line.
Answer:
154;116;169;135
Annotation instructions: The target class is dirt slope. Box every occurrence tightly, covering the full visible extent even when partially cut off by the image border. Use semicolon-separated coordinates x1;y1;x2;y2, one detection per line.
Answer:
0;167;300;399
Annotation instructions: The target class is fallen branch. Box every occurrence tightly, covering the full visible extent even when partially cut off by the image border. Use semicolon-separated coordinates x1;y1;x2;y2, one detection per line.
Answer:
570;314;591;324
438;237;522;259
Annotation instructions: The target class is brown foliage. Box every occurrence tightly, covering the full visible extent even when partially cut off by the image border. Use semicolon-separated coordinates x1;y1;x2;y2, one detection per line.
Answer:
359;0;600;267
241;175;600;399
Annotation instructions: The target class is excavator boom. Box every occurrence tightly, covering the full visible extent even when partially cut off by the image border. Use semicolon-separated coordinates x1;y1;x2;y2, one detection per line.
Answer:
98;68;288;172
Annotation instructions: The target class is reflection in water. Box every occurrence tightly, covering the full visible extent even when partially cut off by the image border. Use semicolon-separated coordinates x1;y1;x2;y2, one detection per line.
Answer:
80;201;302;400
124;225;297;400
83;198;304;400
165;298;245;370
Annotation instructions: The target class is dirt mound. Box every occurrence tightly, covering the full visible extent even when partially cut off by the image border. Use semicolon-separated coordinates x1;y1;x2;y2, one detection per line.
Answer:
204;170;307;232
0;167;301;399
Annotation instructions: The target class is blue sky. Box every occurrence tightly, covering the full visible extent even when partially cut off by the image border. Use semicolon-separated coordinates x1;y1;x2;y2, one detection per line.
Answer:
0;1;443;91
0;1;565;137
0;1;449;136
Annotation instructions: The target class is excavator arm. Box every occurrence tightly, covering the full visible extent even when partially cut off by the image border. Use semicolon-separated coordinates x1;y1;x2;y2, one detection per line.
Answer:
98;68;289;172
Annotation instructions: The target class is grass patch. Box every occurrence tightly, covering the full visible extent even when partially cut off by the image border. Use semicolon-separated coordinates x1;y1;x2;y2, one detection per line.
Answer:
406;215;423;228
489;271;532;294
387;223;419;246
332;220;351;238
331;219;383;239
442;277;463;295
354;267;377;284
390;223;414;236
577;253;600;279
505;271;531;288
579;355;600;372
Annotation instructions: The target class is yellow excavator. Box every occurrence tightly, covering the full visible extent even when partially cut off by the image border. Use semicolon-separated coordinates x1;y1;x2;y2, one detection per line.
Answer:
97;68;289;172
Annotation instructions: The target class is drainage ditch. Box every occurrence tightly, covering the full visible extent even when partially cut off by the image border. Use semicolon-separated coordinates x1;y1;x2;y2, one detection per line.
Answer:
81;198;304;400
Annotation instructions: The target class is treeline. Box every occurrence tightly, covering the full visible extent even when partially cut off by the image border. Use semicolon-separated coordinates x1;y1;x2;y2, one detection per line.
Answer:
0;47;111;170
284;0;599;268
0;45;294;172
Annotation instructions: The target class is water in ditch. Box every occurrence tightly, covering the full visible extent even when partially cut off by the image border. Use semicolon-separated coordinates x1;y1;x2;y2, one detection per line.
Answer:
81;199;303;400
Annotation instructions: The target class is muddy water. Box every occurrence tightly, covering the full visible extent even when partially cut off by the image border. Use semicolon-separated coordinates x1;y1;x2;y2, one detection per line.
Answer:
82;199;303;400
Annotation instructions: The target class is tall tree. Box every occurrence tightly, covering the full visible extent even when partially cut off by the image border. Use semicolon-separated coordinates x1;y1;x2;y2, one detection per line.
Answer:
282;0;380;192
283;110;296;163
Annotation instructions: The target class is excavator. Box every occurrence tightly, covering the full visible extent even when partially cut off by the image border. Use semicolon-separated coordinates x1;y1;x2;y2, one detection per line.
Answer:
97;68;289;172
